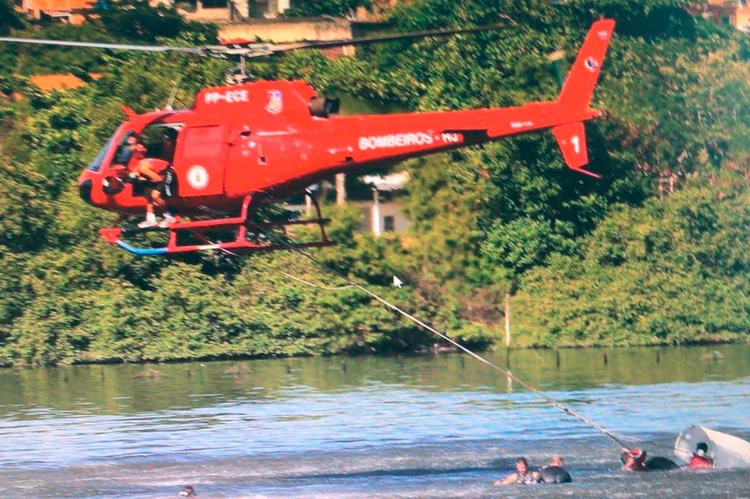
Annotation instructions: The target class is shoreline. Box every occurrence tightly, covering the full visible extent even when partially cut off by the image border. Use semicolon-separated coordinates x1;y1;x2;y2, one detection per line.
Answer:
1;334;746;369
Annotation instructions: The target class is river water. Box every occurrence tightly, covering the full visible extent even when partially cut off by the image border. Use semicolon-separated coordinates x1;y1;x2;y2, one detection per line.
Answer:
0;345;748;498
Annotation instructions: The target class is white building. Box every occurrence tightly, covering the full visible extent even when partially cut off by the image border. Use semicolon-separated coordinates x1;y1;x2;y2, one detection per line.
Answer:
360;171;410;235
289;172;411;236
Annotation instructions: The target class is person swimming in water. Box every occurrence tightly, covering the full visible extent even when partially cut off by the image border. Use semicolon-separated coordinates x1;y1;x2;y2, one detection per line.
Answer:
689;442;713;468
179;485;197;497
538;455;572;483
495;457;539;485
621;448;647;471
620;447;681;472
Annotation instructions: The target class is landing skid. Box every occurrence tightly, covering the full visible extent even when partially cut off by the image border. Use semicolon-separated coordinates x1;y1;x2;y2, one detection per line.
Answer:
99;194;335;256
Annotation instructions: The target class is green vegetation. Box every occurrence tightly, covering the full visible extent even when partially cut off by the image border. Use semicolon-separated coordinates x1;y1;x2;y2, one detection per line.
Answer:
0;0;748;366
0;0;23;36
284;0;371;18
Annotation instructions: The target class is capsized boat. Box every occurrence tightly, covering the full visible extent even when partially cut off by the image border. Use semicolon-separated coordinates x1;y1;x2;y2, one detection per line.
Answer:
675;426;750;468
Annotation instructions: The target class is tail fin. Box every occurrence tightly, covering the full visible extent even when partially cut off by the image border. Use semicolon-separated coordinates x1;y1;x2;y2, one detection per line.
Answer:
558;19;615;112
553;122;599;177
553;20;614;177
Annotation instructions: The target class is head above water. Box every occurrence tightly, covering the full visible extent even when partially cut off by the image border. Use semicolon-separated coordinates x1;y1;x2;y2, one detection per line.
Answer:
696;442;709;456
551;455;564;467
179;485;196;497
516;457;529;473
621;448;645;464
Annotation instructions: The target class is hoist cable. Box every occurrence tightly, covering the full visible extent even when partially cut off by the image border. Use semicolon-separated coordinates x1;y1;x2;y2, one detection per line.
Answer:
190;224;635;450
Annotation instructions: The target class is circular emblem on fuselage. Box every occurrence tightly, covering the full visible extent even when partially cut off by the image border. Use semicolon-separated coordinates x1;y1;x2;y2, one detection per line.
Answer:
584;57;600;72
187;165;209;190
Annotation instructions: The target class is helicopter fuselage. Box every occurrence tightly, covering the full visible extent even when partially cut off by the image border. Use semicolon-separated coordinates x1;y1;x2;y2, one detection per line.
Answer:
78;20;613;223
78;79;599;217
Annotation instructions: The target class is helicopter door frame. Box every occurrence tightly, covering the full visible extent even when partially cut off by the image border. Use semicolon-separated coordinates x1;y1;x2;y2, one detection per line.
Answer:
175;124;228;197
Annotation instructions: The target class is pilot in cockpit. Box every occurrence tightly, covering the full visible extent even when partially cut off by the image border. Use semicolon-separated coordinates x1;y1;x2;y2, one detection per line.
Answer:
160;127;177;163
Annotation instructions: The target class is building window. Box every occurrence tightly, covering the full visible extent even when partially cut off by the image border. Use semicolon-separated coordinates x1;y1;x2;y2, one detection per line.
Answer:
383;215;395;232
250;0;270;16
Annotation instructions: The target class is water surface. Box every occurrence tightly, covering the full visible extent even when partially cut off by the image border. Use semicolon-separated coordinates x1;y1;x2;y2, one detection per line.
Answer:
0;345;748;497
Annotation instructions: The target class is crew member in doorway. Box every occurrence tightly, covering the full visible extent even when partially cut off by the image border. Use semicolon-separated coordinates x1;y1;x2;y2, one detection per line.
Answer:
689;442;713;468
495;457;539;485
127;135;176;228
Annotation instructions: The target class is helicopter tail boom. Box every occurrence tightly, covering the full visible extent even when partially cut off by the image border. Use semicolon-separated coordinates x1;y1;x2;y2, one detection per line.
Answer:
329;20;614;176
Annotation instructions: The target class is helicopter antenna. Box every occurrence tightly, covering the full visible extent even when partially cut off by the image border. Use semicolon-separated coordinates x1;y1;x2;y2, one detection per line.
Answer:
166;74;182;109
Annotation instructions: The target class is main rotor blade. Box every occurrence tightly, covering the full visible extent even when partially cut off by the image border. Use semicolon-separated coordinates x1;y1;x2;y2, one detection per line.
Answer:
258;23;508;57
0;37;205;54
0;22;508;60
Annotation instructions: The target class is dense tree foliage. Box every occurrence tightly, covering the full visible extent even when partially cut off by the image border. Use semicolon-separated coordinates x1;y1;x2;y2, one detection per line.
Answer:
0;0;748;366
513;187;750;347
0;0;24;36
284;0;371;19
0;1;217;76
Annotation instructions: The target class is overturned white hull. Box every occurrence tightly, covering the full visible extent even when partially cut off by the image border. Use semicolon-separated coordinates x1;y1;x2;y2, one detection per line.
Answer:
675;426;750;469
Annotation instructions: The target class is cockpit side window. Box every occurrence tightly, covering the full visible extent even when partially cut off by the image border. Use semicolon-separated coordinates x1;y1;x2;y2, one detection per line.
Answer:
113;131;137;166
88;135;115;172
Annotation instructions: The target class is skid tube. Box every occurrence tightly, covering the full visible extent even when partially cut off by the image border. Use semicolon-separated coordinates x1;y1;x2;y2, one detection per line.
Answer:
99;194;336;256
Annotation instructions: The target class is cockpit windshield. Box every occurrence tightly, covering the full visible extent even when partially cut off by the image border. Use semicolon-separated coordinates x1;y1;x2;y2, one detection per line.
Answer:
87;135;115;172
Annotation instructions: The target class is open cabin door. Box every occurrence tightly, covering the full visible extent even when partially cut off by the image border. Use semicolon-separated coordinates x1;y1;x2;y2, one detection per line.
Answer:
175;125;228;197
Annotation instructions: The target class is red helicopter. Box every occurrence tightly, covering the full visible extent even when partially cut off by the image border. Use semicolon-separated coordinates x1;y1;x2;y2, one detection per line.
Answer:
2;19;614;256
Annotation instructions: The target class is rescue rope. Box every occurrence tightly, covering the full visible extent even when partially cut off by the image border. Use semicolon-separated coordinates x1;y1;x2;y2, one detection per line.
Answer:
301;253;633;448
275;270;355;291
185;228;354;291
196;226;634;450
